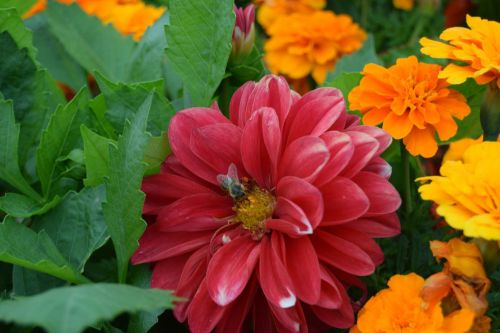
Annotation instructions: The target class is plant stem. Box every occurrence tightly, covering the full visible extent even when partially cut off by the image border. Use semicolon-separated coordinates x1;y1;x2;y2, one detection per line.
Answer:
400;141;413;218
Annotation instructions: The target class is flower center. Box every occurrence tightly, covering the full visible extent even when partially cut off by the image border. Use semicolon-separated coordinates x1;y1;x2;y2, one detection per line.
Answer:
233;186;275;233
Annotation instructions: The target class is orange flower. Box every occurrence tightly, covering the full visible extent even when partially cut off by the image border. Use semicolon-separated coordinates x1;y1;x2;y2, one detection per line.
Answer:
350;273;474;333
256;0;326;31
393;0;414;11
349;56;471;158
264;11;366;84
24;0;165;41
420;16;500;89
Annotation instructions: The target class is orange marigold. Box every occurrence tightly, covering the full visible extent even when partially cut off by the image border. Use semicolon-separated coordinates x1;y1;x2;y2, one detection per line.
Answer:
420;15;500;89
256;0;326;31
348;56;471;158
393;0;414;11
264;11;366;84
350;273;474;333
24;0;165;41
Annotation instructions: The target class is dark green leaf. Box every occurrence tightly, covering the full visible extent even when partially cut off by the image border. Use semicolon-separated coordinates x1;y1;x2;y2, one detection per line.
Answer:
0;193;59;218
324;72;362;110
36;88;91;197
12;266;65;296
81;125;116;187
144;133;170;176
0;218;88;284
0;8;37;60
0;283;174;333
165;0;235;106
103;93;153;283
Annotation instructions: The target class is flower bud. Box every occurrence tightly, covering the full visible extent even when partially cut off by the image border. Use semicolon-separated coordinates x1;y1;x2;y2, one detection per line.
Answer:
232;5;256;59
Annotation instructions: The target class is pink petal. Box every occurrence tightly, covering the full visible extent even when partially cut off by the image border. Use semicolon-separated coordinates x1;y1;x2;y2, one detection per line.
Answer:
269;302;307;333
352;171;401;216
253;289;275;333
169;108;231;184
311;286;354;329
320;177;369;225
206;235;260;306
283;88;345;145
316;267;343;308
190;123;244;176
241;107;281;188
174;247;210;322
331;226;384;266
259;233;296;309
277;176;324;229
347;125;392;154
142;173;215;215
314;131;354;187
187;280;225;333
278;136;329;183
270;199;313;236
346;213;401;238
362;157;392;179
339;131;379;178
286;236;321;305
132;226;212;264
151;254;190;290
156;193;233;232
312;230;375;276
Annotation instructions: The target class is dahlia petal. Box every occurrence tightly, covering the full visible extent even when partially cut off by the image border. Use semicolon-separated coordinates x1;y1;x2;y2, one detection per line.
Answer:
187;280;225;333
271;198;313;236
156;193;233;232
316;267;343;308
283;88;345;144
352;171;401;216
169;108;231;184
253;289;276;333
241;107;281;188
340;131;380;178
331;226;385;266
311;289;354;329
206;235;260;306
230;81;256;127
279;136;330;182
313;230;375;275
260;233;297;309
142;173;215;215
286;236;321;305
277;176;324;229
320;177;369;225
151;254;190;290
174;247;210;322
132;226;212;264
315;131;354;186
347;213;401;238
190;123;244;176
362;157;392;179
269;302;307;333
347;125;392;154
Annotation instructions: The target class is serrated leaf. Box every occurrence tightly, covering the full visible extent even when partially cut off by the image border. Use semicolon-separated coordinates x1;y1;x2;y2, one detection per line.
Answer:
45;2;135;82
0;283;174;333
0;193;59;218
103;93;153;283
36;88;91;197
0;99;41;200
34;186;108;271
0;8;37;60
95;72;175;136
0;0;37;18
325;72;362;110
165;0;235;106
81;125;116;187
144;133;170;176
0;218;88;284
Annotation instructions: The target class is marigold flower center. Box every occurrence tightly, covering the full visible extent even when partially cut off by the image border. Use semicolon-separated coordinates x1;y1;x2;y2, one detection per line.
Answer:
233;186;275;234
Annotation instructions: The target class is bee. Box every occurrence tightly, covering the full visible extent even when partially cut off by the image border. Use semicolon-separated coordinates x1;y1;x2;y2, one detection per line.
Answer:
217;164;246;200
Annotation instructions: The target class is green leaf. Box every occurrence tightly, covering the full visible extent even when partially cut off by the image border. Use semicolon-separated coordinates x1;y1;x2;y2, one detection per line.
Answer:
12;266;65;296
326;34;381;82
144;133;171;176
325;72;363;110
0;283;174;333
0;8;37;61
0;218;88;284
0;193;59;218
81;125;116;187
0;0;37;17
34;186;108;271
95;72;175;136
36;88;91;197
165;0;235;106
441;79;486;144
0;99;41;200
227;46;266;84
45;2;135;82
103;93;153;283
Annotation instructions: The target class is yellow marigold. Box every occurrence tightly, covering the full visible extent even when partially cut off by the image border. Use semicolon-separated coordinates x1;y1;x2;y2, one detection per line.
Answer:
393;0;414;11
349;56;471;158
443;135;500;162
350;273;474;333
419;141;500;240
24;0;165;41
420;15;500;89
264;11;366;84
256;0;326;31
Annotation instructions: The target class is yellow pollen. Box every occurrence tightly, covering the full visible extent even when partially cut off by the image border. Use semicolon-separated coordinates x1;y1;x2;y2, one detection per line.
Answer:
233;186;275;233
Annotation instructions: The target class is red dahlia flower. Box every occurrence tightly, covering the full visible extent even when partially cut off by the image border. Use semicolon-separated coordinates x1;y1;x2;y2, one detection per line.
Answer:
132;75;401;333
